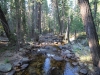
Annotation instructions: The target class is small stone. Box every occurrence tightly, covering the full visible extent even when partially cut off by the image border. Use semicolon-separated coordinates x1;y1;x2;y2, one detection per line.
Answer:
72;62;78;66
80;68;88;74
20;57;30;65
19;48;24;52
21;64;29;70
66;54;72;58
53;56;63;61
0;63;12;72
64;50;71;54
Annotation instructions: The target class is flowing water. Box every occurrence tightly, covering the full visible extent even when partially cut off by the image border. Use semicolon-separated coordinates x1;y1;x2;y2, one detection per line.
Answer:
16;46;79;75
43;58;51;75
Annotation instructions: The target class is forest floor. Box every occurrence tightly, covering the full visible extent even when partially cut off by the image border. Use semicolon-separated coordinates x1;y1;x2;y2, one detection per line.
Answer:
0;34;94;75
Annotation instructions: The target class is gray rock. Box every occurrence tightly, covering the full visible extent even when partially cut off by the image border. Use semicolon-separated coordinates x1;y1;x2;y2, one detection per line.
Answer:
66;54;72;58
79;62;84;67
20;57;30;65
0;63;12;72
53;56;63;61
19;48;24;52
37;49;47;55
6;70;15;75
21;64;29;70
64;50;71;54
72;62;78;66
80;68;88;74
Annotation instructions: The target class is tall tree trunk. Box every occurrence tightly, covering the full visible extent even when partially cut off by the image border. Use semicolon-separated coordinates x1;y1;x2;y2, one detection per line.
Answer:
0;7;16;43
27;0;32;38
55;0;62;35
32;1;35;38
78;0;100;67
21;0;26;43
65;17;70;43
37;2;41;34
61;0;65;33
15;0;21;51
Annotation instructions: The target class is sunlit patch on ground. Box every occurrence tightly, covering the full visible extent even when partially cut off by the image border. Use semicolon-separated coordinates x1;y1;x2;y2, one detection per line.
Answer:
80;55;92;63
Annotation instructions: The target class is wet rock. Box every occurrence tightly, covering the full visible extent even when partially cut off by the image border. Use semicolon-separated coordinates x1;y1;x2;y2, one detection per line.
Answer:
66;53;73;58
37;49;47;55
6;70;15;75
21;64;29;70
0;63;12;72
79;68;88;74
20;57;30;65
38;49;47;52
64;50;71;54
53;56;63;61
72;62;78;66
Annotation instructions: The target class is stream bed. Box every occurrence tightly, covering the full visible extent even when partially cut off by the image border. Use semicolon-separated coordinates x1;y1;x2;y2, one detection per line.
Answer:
15;51;80;75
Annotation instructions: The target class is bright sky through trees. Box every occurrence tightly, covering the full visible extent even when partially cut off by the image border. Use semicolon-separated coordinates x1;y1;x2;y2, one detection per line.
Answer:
47;0;51;7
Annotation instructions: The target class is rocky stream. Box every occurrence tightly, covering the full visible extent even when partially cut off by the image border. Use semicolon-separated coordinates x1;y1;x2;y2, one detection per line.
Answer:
0;34;92;75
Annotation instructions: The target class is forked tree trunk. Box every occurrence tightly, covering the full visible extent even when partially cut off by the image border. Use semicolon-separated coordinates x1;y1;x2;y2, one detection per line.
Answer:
0;7;16;43
78;0;100;67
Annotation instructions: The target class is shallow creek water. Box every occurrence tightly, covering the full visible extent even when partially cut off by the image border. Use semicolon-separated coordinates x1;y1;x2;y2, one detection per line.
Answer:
15;43;80;75
16;52;79;75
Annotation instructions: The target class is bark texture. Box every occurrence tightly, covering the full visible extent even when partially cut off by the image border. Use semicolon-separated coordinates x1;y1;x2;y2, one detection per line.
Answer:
0;7;14;42
78;0;100;67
